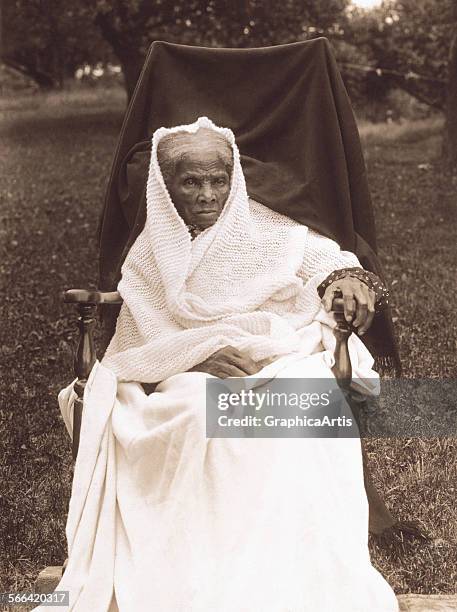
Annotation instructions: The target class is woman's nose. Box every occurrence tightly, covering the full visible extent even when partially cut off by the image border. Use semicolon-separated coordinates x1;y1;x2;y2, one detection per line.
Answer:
198;183;216;203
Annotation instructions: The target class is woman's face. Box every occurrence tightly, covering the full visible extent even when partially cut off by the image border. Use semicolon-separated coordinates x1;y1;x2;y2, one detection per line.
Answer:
165;149;231;230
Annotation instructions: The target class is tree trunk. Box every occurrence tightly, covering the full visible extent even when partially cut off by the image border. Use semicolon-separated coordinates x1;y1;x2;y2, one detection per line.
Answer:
3;57;55;88
443;11;457;169
94;12;144;103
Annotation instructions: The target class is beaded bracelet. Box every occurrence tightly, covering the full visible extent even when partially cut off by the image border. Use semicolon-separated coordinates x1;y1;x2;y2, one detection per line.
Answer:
317;267;389;313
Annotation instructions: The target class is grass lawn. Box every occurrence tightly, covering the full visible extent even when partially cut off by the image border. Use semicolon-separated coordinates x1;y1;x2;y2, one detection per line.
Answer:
0;88;456;598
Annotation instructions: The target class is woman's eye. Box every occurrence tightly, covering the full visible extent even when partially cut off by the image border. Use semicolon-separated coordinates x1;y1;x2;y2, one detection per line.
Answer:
216;178;226;186
184;178;196;186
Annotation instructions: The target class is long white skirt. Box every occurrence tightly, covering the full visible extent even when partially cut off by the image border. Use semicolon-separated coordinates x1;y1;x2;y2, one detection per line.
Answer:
35;333;398;612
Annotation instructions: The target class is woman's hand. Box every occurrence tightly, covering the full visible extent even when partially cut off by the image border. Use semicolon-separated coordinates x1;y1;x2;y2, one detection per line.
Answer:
188;346;263;378
321;276;375;335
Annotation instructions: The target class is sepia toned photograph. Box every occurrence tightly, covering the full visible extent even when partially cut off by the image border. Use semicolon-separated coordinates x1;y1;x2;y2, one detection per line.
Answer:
1;1;456;611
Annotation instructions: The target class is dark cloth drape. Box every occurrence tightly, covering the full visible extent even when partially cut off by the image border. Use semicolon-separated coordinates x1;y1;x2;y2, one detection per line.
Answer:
97;37;401;374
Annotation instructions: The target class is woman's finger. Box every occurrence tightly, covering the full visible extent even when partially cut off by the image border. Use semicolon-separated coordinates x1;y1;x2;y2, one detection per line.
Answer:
224;350;259;375
221;364;249;378
352;283;369;328
322;284;341;312
341;288;356;323
358;287;376;335
232;357;259;375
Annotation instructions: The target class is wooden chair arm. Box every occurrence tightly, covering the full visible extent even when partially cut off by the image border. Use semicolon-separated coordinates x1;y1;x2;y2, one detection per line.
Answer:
330;297;352;389
64;289;123;460
64;289;123;305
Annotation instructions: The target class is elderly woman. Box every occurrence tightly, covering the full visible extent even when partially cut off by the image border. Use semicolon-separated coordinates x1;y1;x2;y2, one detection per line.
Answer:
47;118;398;612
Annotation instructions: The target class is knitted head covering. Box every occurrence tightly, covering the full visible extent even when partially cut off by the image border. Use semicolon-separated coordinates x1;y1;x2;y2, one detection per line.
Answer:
157;127;233;185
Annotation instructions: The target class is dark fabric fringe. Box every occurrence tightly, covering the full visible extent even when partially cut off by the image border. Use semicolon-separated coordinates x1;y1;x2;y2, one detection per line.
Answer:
371;520;431;546
373;354;402;378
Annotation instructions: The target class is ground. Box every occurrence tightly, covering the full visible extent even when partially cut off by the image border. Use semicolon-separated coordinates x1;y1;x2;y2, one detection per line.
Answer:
0;88;456;597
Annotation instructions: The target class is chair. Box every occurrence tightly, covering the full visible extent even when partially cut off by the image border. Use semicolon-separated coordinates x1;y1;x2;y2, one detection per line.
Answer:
35;37;404;594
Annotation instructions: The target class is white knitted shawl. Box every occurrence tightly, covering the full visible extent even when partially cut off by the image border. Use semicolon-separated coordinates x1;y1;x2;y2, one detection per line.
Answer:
102;117;360;383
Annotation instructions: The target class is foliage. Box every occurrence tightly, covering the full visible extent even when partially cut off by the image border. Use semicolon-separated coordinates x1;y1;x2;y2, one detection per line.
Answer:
3;0;350;95
88;0;349;49
95;0;351;96
2;0;113;87
3;0;455;113
345;0;455;111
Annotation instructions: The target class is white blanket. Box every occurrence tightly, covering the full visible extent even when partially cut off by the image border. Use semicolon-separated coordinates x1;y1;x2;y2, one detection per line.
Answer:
35;315;398;612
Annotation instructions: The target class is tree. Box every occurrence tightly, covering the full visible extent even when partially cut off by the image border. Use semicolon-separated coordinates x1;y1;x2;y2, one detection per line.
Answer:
444;1;457;168
2;0;113;88
2;0;350;98
346;0;457;166
346;1;450;110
